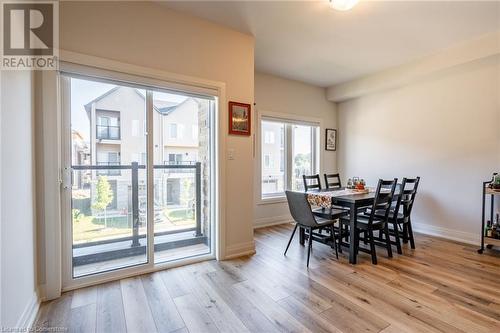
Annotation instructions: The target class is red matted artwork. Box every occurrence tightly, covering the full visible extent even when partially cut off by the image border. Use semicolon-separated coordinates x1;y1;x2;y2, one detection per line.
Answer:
228;101;251;136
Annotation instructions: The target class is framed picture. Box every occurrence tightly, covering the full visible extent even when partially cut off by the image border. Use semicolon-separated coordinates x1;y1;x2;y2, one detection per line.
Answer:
325;128;337;151
228;101;251;136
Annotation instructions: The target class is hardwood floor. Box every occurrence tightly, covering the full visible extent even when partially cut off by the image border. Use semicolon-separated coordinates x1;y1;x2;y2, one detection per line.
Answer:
35;223;500;333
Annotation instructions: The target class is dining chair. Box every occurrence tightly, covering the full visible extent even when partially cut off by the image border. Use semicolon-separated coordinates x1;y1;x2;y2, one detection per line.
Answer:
370;177;420;253
340;178;398;264
284;191;346;267
392;177;420;250
324;173;342;189
302;174;322;191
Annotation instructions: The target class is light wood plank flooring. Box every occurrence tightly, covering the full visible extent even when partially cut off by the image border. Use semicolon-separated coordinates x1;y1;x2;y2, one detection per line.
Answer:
35;224;500;333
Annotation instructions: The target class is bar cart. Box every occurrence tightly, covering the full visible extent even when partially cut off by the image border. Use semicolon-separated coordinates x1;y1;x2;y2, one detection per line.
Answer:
478;173;500;254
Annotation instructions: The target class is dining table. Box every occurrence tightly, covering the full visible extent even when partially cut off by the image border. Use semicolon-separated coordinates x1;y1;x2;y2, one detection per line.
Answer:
300;187;398;264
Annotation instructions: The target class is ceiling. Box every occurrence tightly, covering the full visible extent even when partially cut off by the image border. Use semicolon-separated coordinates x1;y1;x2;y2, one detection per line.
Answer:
161;1;500;87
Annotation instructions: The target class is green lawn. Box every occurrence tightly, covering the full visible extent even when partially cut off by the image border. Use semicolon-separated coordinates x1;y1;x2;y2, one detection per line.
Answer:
72;208;195;244
72;214;140;244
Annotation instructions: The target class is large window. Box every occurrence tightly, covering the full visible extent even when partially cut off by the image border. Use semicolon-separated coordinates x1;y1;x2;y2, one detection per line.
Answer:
261;118;319;198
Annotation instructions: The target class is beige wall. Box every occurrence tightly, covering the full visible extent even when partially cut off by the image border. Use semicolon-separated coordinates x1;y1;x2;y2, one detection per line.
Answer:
1;71;37;327
336;55;500;243
254;72;337;227
60;1;255;256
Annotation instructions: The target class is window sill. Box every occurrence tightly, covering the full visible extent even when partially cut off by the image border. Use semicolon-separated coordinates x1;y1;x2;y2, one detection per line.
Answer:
258;196;287;205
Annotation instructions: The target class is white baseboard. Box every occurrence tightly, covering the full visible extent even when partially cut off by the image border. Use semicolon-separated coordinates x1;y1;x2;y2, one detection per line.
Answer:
254;215;292;229
253;216;479;246
224;241;256;260
413;222;479;245
16;292;40;330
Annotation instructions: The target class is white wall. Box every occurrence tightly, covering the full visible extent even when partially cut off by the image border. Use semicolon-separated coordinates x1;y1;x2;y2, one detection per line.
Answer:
58;2;255;259
254;72;337;227
1;71;37;327
336;55;500;243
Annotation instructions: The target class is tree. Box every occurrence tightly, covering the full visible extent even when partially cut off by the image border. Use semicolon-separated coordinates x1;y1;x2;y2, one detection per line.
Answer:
294;153;311;174
92;176;114;227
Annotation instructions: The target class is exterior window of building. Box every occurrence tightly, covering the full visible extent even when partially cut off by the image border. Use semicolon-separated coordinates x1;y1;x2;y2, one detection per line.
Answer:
97;114;120;140
168;153;183;165
264;154;271;168
169;123;178;138
261;118;319;198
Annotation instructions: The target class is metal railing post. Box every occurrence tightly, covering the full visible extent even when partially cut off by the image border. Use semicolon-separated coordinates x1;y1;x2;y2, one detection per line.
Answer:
131;162;140;247
195;162;202;237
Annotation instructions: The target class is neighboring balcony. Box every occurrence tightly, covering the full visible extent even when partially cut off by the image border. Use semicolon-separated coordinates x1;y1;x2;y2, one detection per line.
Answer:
96;125;121;140
96;161;121;176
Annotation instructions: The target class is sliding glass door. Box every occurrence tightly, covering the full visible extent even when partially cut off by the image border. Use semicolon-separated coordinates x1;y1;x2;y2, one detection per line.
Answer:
151;90;213;263
62;73;216;281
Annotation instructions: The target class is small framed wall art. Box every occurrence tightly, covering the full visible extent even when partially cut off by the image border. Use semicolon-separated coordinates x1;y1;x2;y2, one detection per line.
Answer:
228;101;251;136
325;128;337;151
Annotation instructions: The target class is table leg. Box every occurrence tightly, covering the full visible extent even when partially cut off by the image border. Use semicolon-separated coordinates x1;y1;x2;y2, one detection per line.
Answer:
299;227;305;245
349;202;357;264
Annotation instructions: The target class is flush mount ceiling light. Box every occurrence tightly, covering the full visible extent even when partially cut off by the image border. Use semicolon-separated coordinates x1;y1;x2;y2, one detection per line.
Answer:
329;0;359;11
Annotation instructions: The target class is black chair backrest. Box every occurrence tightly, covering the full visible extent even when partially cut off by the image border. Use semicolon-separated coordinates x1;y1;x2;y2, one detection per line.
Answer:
285;191;319;228
367;179;398;226
303;174;322;192
324;173;342;189
399;177;420;221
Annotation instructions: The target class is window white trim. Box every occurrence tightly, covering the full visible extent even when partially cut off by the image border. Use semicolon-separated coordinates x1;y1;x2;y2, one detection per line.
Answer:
39;50;227;298
60;50;219;98
257;110;323;204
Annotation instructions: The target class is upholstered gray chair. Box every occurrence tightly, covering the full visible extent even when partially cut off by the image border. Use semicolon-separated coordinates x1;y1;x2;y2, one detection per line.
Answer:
285;191;346;267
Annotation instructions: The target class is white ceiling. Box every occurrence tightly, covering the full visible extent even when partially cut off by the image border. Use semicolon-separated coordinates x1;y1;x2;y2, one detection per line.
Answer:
161;1;500;87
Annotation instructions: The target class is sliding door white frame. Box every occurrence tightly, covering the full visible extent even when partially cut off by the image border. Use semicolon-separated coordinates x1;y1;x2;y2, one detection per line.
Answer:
40;50;227;298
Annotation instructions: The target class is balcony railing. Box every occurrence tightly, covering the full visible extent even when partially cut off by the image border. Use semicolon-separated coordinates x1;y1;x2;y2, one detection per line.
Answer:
96;125;120;140
96;161;121;175
71;162;203;266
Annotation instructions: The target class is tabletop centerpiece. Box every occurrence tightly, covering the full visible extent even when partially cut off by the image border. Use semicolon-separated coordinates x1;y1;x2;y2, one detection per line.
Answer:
347;177;368;193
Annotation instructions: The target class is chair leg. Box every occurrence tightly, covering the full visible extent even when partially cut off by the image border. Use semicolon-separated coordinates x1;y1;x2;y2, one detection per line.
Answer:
368;229;377;265
284;223;299;256
307;227;313;268
354;230;360;256
393;222;402;254
338;223;343;253
384;224;393;258
330;225;338;259
407;218;416;249
402;223;409;244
